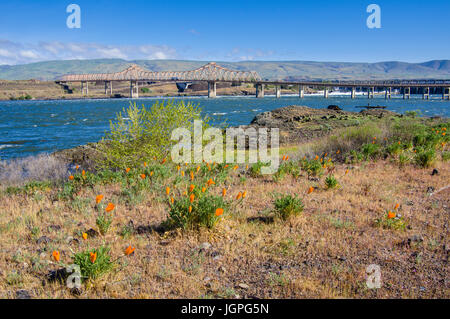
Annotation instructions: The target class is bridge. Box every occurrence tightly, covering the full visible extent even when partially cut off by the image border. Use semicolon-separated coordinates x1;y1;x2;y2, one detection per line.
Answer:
58;62;450;100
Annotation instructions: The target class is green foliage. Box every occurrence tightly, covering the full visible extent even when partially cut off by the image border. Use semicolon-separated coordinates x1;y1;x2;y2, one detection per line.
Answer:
164;192;228;230
273;194;304;220
96;214;113;235
361;143;381;160
414;148;436;168
325;174;339;189
300;158;323;177
97;100;209;170
72;246;115;280
442;151;450;162
140;87;150;93
375;212;407;230
249;161;270;178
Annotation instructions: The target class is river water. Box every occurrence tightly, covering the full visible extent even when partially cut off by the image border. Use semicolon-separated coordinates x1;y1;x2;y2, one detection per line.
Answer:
0;94;449;159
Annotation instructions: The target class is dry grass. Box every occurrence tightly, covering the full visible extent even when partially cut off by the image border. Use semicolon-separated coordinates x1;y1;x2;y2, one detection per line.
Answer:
0;156;448;299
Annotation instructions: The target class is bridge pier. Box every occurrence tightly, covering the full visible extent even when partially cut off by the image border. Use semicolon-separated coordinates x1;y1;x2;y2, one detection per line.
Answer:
208;81;216;98
351;87;356;99
403;87;411;99
324;88;329;99
81;81;89;96
130;80;139;98
104;81;109;95
443;87;450;100
423;87;430;100
385;87;392;99
368;87;374;99
299;85;304;98
256;83;265;98
275;85;281;98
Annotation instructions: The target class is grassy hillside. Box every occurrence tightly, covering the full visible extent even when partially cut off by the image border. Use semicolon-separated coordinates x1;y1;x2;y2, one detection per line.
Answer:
0;59;449;81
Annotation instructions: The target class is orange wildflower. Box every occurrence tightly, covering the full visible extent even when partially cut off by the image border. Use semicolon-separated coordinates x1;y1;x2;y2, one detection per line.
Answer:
394;203;400;210
236;192;242;200
285;155;289;161
233;165;239;170
140;174;146;179
224;164;229;168
166;187;170;195
82;170;86;177
336;150;340;154
215;208;224;217
124;246;136;256
246;165;249;170
170;197;174;204
207;178;215;186
189;193;195;203
161;158;167;164
189;184;195;192
75;165;79;170
69;175;74;181
188;206;192;213
345;169;349;175
95;194;104;204
443;132;446;136
387;211;396;219
177;165;180;171
315;155;319;160
105;203;115;213
196;166;201;172
202;187;206;193
183;191;187;196
181;171;185;177
89;252;97;263
242;191;247;198
150;171;154;177
307;186;314;194
190;171;194;181
222;188;227;197
126;167;131;173
82;233;88;240
144;162;147;167
52;250;60;262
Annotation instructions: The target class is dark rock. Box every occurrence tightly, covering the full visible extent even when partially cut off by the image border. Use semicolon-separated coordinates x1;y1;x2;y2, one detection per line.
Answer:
431;169;439;176
36;236;52;245
328;105;342;111
47;268;69;284
427;186;435;194
85;228;99;238
16;290;32;299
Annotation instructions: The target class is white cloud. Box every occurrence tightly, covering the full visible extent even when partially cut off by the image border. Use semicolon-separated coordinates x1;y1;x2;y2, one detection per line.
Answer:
0;40;178;65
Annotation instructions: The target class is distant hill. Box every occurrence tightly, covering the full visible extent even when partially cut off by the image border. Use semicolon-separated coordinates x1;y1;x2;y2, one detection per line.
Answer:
0;59;449;81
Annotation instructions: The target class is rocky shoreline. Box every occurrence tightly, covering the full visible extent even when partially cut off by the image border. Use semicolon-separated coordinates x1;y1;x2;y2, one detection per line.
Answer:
53;105;403;168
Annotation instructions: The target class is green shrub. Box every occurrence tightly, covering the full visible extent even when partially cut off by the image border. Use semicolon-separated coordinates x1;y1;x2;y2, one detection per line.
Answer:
164;193;228;229
300;159;323;177
273;194;304;220
97;100;209;170
249;161;270;178
96;214;112;235
361;143;381;160
375;212;406;230
72;246;114;280
414;148;436;168
325;175;339;189
442;151;450;162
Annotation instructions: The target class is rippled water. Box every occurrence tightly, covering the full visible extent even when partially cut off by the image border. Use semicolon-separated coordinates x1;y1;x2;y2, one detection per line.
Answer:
0;94;449;159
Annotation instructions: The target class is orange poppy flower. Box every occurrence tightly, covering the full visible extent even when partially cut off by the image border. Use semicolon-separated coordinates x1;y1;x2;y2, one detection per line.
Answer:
150;171;154;177
242;191;247;198
336;150;340;154
82;170;86;176
233;165;239;170
222;188;227;197
170;197;174;204
190;171;194;181
177;165;180;171
95;194;104;204
126;167;131;173
246;165;249;170
443;132;446;136
124;246;136;256
75;165;79;170
315;155;319;161
189;184;195;192
166;187;170;196
196;166;201;172
282;155;286;161
143;162;147;167
52;250;60;262
82;233;88;240
181;171;185;177
215;208;224;216
345;169;349;175
307;186;314;194
387;211;396;219
207;178;215;186
394;203;400;210
105;203;115;213
202;187;206;193
69;175;74;181
140;174;146;179
188;206;192;213
89;252;97;263
236;192;242;200
189;193;195;203
224;164;229;168
161;158;167;164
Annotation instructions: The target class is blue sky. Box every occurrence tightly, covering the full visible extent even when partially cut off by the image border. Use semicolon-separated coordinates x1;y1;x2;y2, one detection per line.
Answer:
0;0;449;65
